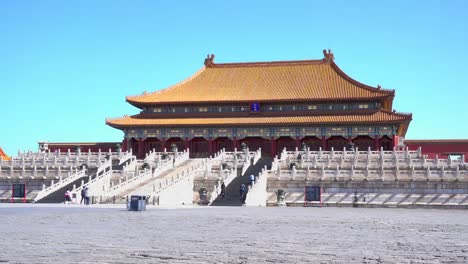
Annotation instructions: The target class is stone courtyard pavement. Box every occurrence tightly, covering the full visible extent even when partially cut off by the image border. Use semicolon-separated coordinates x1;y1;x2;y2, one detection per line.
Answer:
0;204;467;264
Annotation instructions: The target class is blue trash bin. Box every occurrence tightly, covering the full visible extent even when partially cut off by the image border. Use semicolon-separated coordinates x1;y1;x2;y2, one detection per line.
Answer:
129;195;146;211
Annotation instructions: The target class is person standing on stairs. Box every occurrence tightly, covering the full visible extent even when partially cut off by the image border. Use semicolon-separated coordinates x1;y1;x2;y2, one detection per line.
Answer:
220;182;226;200
250;174;255;186
240;184;247;204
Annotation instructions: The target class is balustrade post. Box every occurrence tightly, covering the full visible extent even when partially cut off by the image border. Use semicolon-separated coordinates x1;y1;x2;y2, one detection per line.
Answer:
320;165;325;180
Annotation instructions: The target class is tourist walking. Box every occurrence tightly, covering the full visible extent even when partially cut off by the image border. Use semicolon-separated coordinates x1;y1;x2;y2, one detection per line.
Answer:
80;188;85;204
240;184;247;204
84;187;90;205
64;188;72;204
220;182;226;200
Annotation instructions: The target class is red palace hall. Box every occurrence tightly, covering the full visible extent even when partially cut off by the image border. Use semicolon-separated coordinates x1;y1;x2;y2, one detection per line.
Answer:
106;50;414;159
36;51;466;160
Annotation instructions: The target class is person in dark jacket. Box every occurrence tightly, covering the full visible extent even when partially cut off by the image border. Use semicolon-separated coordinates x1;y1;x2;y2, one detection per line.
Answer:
220;182;226;200
240;184;247;204
80;188;86;204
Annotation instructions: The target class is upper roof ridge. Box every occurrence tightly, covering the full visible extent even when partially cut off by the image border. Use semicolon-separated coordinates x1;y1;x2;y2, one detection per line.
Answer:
209;59;326;68
126;50;396;106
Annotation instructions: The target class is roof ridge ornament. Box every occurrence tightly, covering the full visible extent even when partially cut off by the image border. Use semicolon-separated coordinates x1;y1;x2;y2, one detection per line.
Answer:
204;54;215;67
322;49;334;63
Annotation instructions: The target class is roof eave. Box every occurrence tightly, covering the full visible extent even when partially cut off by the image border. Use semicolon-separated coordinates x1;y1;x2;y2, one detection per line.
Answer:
125;96;393;106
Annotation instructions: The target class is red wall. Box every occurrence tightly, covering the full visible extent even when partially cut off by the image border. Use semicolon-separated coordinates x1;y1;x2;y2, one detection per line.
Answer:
405;140;468;161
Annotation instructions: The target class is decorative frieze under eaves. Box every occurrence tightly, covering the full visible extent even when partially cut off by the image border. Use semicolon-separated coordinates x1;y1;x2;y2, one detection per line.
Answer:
124;125;397;140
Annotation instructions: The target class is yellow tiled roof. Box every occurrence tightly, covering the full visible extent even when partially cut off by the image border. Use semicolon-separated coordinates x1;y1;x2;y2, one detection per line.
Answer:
106;110;411;128
126;55;394;105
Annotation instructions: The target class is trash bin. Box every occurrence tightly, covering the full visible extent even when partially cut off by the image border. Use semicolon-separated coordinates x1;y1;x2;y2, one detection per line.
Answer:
128;195;146;211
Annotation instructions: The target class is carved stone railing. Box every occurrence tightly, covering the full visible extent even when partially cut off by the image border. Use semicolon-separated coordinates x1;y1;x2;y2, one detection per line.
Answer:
272;164;468;183
207;166;238;205
71;159;113;200
279;147;466;171
0;165;76;179
153;160;205;198
245;165;268;206
103;151;191;199
33;168;86;202
7;149;123;168
118;150;133;165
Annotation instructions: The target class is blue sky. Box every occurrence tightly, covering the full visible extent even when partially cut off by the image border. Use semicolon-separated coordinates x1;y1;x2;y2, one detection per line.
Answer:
1;0;468;155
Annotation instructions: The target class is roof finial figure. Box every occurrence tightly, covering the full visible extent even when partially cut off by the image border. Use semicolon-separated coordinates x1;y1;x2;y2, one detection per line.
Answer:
204;54;215;67
323;49;334;62
377;85;382;89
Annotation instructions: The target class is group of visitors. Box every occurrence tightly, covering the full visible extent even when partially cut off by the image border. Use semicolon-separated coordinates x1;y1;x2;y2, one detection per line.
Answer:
218;174;256;205
63;187;90;205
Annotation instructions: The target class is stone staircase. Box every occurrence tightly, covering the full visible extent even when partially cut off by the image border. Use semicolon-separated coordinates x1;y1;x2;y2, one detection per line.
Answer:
211;157;273;206
35;169;95;203
115;159;197;201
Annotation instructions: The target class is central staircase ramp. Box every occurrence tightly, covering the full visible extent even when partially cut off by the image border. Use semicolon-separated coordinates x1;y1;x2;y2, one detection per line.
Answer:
116;159;198;201
211;156;272;206
34;168;88;203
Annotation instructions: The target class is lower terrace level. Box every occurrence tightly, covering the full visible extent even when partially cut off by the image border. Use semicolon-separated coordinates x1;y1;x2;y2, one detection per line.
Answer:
124;135;394;159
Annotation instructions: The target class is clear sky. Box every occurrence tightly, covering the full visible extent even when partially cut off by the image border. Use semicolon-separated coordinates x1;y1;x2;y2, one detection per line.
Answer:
1;0;468;155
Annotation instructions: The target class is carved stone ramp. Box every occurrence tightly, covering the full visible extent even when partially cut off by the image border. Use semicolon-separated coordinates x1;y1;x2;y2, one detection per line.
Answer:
109;159;197;202
211;157;273;206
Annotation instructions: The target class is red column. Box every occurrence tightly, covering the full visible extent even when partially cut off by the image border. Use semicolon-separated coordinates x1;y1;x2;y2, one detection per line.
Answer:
321;136;327;151
184;137;189;151
270;137;277;157
295;136;301;149
374;135;380;151
348;136;353;144
161;138;166;151
122;139;128;152
208;138;213;155
138;139;144;159
393;135;399;149
233;137;239;150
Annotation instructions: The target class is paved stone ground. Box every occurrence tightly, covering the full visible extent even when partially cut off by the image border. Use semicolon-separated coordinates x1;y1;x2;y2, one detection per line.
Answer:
0;204;467;263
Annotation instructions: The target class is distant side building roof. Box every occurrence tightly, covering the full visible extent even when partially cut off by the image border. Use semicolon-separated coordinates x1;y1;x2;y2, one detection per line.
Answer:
0;146;10;161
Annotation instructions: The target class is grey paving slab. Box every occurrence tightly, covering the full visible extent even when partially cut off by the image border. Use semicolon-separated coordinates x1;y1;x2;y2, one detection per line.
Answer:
0;204;467;263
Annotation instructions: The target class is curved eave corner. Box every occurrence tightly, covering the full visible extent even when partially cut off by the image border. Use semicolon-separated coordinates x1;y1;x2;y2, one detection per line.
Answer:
106;117;128;130
329;60;395;98
126;96;145;109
